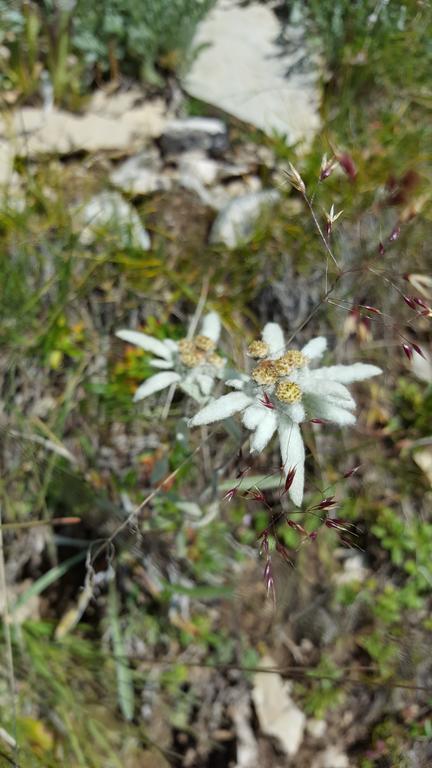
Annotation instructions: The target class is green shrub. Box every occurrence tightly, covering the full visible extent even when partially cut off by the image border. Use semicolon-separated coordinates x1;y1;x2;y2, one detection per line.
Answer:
0;0;216;102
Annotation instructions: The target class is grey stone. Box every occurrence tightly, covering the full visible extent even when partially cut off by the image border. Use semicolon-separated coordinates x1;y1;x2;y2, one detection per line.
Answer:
178;151;220;186
183;1;321;147
179;150;252;185
110;150;170;196
209;189;279;247
160;117;229;156
177;149;260;209
78;191;150;250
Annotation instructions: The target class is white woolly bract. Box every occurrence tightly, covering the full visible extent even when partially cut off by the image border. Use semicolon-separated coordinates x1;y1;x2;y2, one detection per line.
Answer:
116;330;173;361
309;398;357;425
242;404;267;430
278;419;305;507
285;402;306;423
225;378;246;390
300;376;356;408
250;412;277;453
301;336;327;360
149;359;175;370
163;339;179;352
262;322;285;357
133;371;181;401
189;392;252;426
309;363;382;384
195;374;214;396
200;312;221;343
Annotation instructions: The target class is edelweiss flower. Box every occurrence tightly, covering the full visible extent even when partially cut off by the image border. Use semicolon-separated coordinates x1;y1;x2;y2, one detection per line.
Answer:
189;323;382;506
116;312;224;406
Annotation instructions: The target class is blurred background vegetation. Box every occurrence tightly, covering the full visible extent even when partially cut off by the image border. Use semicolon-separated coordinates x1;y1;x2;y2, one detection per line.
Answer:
0;1;431;766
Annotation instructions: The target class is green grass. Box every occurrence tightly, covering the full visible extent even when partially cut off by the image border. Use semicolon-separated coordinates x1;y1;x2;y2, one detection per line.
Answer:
0;0;216;103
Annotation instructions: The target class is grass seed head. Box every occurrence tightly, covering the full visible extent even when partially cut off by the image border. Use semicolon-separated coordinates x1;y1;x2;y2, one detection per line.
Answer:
285;162;306;195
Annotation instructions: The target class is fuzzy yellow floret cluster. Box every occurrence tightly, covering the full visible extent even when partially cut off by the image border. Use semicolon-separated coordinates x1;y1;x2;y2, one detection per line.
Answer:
178;336;223;369
249;344;307;403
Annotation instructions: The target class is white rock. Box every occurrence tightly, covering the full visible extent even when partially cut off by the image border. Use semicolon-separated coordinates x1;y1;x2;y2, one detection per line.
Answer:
306;719;327;739
252;655;305;757
178;150;258;209
198;176;261;211
178;151;220;186
210;189;279;247
184;153;251;186
334;554;368;585
312;746;350;768
160;117;228;155
78;191;150;250
0;100;167;158
110;150;169;195
0;141;14;185
121;102;168;139
183;1;321;147
88;87;146;117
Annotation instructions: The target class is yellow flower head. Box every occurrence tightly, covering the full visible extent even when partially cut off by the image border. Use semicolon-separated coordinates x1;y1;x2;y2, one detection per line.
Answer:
247;340;269;359
195;334;216;352
251;360;278;386
275;380;302;404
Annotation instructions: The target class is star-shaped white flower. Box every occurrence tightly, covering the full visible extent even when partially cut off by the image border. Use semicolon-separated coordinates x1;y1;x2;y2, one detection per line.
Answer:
189;322;382;506
116;312;225;407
